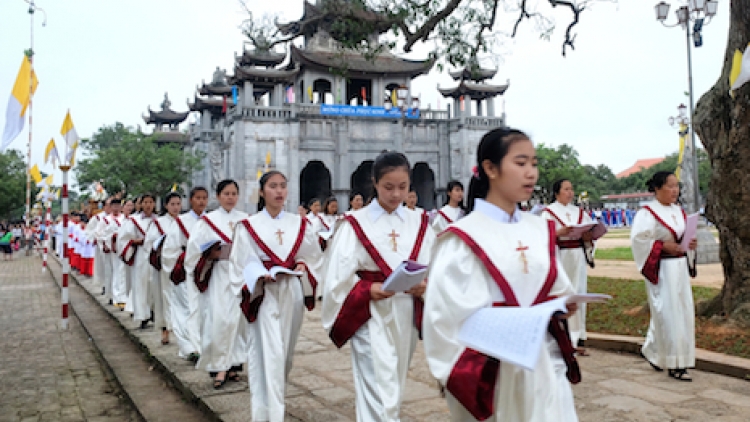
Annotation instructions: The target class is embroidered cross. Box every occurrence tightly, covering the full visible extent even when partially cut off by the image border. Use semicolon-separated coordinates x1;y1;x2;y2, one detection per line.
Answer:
228;221;235;231
566;212;572;222
516;241;530;274
275;229;284;245
388;229;399;252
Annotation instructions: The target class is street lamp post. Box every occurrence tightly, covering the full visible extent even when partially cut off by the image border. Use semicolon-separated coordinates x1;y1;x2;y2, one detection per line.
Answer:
654;0;718;214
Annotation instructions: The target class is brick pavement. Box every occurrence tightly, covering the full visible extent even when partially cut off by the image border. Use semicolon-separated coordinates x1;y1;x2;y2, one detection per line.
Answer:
0;255;139;422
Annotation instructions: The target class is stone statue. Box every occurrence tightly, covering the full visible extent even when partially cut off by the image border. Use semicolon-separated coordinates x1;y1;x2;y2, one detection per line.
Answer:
210;146;225;187
211;67;228;86
161;92;171;111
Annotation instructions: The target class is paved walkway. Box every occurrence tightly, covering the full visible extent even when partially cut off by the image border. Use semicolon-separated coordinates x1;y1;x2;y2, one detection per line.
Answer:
59;255;750;421
0;255;139;422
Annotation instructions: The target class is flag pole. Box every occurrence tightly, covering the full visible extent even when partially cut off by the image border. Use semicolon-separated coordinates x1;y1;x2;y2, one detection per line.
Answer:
42;196;51;272
60;164;70;330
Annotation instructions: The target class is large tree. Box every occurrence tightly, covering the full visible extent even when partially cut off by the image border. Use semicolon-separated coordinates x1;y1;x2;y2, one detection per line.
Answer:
243;0;603;68
75;125;204;197
693;0;750;323
0;149;27;220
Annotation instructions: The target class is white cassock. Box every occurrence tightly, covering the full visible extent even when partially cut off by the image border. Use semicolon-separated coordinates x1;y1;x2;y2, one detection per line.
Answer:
184;207;248;373
162;210;203;358
230;209;323;422
96;216;115;302
70;222;80;269
542;201;595;345
423;199;578;422
104;214;127;305
431;204;464;234
322;202;435;422
87;214;106;287
631;200;696;370
81;225;96;274
118;214;154;323
55;222;64;257
146;215;176;331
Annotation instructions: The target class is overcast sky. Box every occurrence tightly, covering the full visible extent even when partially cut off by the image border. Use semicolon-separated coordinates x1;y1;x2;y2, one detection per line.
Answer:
0;0;731;187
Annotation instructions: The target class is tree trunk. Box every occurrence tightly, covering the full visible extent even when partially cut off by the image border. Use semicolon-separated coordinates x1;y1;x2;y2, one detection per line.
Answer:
693;0;750;323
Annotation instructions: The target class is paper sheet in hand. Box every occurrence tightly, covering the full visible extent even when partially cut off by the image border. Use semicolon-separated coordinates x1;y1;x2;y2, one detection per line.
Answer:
680;212;700;250
153;234;166;251
458;297;569;371
243;265;303;294
319;229;334;241
199;240;220;253
382;260;428;292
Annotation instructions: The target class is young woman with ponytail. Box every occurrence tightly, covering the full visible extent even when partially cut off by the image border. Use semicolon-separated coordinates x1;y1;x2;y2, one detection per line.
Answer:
423;127;580;422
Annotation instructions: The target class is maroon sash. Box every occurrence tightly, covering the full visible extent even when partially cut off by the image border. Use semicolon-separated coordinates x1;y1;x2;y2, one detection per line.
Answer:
194;216;232;293
149;219;165;270
170;217;191;285
120;217;144;266
441;220;580;421
110;217;122;254
437;209;454;224
640;206;694;283
329;212;429;348
239;218;311;323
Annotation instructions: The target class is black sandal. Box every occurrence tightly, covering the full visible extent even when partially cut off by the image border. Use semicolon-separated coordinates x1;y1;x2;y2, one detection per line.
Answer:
668;369;692;382
640;352;663;372
213;373;227;389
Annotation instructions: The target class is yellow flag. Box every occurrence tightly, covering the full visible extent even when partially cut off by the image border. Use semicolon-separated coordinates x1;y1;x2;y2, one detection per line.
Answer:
729;43;750;96
391;89;398;107
1;55;39;151
676;123;688;181
30;164;42;184
60;110;79;147
265;151;271;166
307;86;314;101
67;140;79;167
44;138;60;165
171;183;178;192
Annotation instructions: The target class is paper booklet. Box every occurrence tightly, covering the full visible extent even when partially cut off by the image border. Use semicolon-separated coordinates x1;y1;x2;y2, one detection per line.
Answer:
319;229;334;241
680;212;700;250
458;294;611;371
243;264;304;294
565;221;608;241
382;260;428;292
153;234;167;251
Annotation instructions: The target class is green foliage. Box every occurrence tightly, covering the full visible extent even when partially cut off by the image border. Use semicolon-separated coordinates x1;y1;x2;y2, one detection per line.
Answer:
75;124;204;198
0;149;28;220
594;247;634;261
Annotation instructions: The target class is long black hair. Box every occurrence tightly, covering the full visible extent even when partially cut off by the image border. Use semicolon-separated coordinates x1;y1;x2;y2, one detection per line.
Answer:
189;186;208;199
467;127;530;213
140;194;157;215
257;170;287;212
443;180;466;211
370;151;411;199
323;196;338;215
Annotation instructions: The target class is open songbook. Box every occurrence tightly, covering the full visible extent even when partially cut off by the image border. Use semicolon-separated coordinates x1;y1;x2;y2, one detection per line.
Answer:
243;264;304;294
680;212;700;250
199;240;232;260
318;229;335;241
565;221;608;241
153;234;167;251
458;294;611;371
382;260;428;292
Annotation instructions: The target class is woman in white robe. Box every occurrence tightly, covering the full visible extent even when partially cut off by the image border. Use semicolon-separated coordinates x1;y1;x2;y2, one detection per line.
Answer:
542;179;595;352
230;171;323;422
322;152;436;422
631;171;697;381
118;195;157;327
162;187;208;361
431;180;465;234
405;188;424;214
348;191;364;214
423;127;580;422
145;193;179;345
184;180;248;389
104;200;128;308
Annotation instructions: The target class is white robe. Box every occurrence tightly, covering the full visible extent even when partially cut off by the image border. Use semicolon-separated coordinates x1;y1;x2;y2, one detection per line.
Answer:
231;209;323;422
146;215;176;331
184;207;248;373
162;210;203;358
104;214;127;305
423;201;578;422
87;214;107;288
95;216;115;301
54;222;64;257
322;203;435;422
431;205;463;234
118;214;154;323
542;201;594;345
631;201;695;369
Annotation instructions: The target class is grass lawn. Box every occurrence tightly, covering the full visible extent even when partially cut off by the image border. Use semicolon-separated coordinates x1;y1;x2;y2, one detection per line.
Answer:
594;247;634;261
587;277;750;359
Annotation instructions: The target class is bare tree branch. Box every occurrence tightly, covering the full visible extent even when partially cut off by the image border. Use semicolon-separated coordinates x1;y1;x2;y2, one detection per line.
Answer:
549;0;585;56
403;0;465;52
